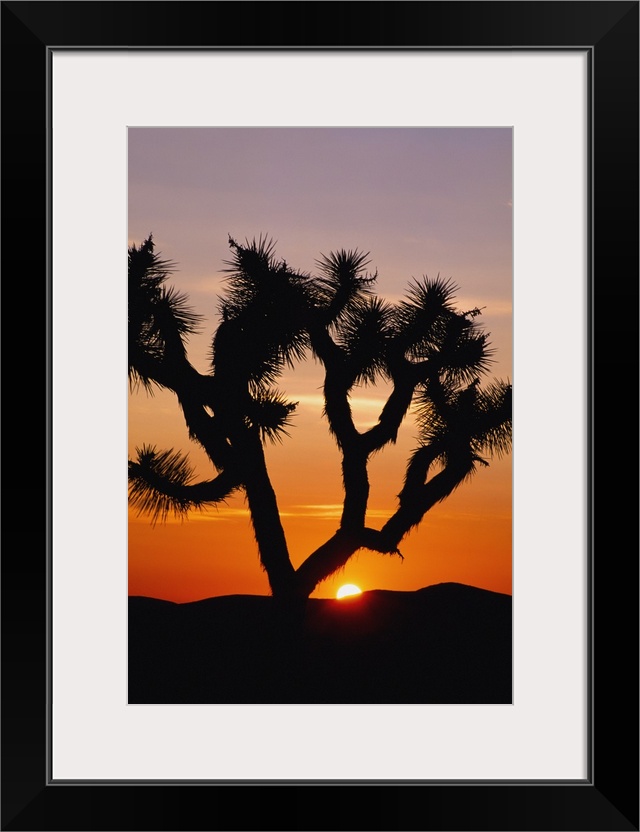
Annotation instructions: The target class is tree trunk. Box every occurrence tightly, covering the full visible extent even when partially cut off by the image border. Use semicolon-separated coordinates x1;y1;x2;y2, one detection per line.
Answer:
236;429;299;599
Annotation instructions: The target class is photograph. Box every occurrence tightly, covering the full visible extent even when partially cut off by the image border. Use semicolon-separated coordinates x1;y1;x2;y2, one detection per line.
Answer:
127;127;513;705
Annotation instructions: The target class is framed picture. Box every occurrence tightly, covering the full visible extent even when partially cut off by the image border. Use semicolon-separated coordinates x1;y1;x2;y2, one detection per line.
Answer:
3;2;638;830
126;120;515;711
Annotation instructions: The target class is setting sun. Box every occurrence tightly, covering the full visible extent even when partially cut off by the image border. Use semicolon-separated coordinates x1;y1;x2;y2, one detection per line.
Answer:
336;584;362;599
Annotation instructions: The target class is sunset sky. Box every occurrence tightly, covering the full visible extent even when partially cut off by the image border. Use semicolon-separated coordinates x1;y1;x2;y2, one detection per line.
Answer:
128;127;512;601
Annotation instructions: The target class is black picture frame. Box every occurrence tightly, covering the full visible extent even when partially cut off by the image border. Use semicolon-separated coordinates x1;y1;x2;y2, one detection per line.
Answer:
2;2;638;830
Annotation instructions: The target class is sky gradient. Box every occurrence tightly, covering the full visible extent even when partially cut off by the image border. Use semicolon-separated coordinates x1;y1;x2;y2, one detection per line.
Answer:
128;127;512;601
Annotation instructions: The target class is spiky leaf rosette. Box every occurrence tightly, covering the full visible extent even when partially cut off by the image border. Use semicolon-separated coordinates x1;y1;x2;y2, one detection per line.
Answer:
128;445;200;522
335;296;394;385
390;277;491;383
244;389;298;443
429;309;493;386
415;377;512;472
212;236;313;386
129;443;243;524
391;276;457;356
128;236;201;390
313;249;377;325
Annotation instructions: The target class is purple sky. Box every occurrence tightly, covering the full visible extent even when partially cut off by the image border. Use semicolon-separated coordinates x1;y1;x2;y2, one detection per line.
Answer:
128;127;512;381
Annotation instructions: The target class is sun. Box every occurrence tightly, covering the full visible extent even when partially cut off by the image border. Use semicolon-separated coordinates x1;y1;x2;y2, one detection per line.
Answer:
336;584;362;599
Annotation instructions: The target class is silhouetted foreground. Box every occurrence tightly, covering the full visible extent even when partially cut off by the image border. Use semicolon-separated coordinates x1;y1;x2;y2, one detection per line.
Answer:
128;582;511;704
129;237;512;601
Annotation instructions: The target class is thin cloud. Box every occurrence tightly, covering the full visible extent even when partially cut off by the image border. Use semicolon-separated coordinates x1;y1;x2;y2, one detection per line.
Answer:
290;504;393;520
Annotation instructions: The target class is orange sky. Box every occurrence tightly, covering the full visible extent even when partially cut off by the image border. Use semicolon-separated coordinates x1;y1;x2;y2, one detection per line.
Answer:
128;128;512;601
128;374;512;601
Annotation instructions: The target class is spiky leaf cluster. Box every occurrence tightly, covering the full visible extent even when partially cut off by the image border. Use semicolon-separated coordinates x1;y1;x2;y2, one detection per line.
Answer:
314;249;377;325
128;236;201;389
414;378;512;469
335;296;394;385
212;236;314;389
128;445;200;522
245;389;298;443
390;277;491;385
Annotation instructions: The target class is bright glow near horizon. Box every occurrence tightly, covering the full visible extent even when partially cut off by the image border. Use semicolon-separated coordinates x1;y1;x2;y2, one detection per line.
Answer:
336;584;363;599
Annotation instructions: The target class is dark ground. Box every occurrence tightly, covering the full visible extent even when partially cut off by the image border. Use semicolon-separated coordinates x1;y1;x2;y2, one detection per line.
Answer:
128;582;512;705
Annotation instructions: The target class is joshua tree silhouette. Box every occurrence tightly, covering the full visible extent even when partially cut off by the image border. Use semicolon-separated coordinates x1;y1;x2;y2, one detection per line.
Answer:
129;235;511;602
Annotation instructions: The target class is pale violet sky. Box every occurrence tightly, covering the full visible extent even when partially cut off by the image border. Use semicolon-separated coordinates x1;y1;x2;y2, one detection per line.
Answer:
128;127;512;381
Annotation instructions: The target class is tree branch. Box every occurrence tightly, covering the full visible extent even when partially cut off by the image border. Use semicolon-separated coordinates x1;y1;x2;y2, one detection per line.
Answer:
380;453;475;549
361;373;415;454
311;324;359;446
294;525;405;597
128;453;242;523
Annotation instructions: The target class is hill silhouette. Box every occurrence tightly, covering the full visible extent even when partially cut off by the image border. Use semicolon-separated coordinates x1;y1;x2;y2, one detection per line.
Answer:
128;582;511;704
